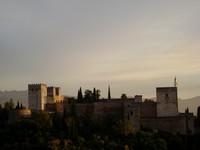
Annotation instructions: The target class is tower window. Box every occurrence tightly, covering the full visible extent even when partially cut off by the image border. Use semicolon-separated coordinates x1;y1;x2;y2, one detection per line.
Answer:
165;94;168;98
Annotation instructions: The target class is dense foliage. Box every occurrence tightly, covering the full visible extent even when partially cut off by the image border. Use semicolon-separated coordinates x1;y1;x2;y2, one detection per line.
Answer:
1;102;200;150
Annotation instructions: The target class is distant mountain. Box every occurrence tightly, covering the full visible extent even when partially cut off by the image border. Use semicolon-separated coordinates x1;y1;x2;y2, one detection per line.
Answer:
0;90;199;115
0;90;28;107
178;96;200;115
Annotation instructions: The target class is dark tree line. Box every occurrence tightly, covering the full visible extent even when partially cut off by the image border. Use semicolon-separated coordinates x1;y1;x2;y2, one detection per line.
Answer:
77;87;100;103
1;100;200;149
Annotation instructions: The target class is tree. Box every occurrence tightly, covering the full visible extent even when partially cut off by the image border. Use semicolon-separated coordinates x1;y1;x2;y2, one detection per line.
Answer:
31;111;52;130
124;120;135;135
108;85;111;100
155;138;167;150
20;103;24;109
121;94;127;100
195;106;200;126
16;101;20;109
4;98;15;110
93;88;97;102
197;106;200;119
77;87;83;103
83;105;93;139
92;88;101;102
144;99;154;103
84;90;93;103
96;89;101;100
65;99;78;139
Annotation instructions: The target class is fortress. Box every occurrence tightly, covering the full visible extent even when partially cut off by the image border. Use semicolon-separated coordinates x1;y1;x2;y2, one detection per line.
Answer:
28;79;195;134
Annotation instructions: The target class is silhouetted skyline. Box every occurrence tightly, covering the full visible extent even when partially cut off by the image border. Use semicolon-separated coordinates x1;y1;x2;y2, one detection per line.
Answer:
0;1;199;99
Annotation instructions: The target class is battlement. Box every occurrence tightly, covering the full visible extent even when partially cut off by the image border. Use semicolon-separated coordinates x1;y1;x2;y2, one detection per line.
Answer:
135;95;142;102
47;86;54;89
28;84;47;88
156;87;177;92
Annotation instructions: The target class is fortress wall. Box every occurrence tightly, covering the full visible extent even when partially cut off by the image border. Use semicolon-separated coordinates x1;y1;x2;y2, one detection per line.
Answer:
124;105;141;131
63;102;124;121
141;115;194;134
141;117;184;134
140;102;157;118
94;101;124;121
64;103;93;115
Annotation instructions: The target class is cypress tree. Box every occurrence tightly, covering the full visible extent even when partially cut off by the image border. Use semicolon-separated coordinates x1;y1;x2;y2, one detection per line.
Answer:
77;87;83;103
79;87;83;102
20;103;23;109
93;87;96;102
16;101;20;109
108;85;111;100
77;89;80;103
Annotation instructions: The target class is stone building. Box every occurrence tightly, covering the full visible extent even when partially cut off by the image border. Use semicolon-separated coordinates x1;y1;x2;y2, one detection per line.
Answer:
28;84;47;110
56;88;194;134
28;84;64;111
47;86;64;103
29;82;194;134
140;86;194;134
156;87;179;117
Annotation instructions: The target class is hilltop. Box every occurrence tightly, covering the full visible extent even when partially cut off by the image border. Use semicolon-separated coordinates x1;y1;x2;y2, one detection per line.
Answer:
0;90;199;115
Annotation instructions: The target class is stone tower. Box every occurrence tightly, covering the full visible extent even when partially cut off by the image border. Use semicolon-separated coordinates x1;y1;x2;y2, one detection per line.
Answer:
28;84;47;110
47;86;63;103
156;87;179;117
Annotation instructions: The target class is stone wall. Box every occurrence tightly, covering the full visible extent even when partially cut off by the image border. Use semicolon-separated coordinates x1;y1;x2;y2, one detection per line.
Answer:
140;102;157;118
62;99;141;131
141;114;195;134
124;102;140;131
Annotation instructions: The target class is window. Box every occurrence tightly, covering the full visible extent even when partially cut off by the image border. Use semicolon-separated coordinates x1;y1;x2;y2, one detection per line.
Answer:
165;93;168;98
130;111;133;116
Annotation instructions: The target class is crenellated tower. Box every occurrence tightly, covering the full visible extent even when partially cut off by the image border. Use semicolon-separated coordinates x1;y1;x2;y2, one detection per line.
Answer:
28;84;47;110
156;77;179;117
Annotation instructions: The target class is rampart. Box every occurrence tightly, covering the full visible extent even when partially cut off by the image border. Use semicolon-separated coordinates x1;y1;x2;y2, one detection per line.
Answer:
141;113;194;134
140;102;157;118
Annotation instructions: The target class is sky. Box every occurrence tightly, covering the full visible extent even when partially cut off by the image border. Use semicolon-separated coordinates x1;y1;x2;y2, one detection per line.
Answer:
0;0;199;99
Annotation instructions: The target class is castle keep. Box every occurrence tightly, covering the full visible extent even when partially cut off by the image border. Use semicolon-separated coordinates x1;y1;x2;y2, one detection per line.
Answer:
157;87;179;117
28;84;64;111
28;84;47;110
